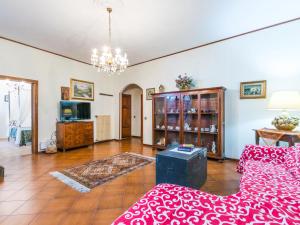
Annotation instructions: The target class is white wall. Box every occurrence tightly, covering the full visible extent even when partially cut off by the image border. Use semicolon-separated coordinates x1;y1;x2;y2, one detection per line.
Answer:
0;38;115;149
0;82;9;138
112;20;300;159
123;88;142;137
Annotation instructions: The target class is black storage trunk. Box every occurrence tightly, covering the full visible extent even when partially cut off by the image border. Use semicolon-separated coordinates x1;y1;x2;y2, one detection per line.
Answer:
156;148;207;189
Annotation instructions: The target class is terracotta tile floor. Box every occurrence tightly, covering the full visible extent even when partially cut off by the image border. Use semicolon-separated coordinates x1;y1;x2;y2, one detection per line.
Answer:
0;138;241;225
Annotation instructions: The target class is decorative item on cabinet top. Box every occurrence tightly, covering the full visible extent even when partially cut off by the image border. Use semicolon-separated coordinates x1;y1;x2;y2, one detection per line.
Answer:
159;85;165;93
152;87;225;160
175;74;195;91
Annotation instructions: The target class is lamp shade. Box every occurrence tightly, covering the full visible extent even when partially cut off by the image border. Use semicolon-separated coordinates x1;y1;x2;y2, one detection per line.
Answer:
268;91;300;110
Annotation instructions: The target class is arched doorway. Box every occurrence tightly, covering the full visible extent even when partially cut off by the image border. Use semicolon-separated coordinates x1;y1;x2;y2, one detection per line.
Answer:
120;84;143;141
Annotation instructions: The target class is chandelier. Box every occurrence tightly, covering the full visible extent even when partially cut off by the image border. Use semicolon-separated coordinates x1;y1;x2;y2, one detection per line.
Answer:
91;8;128;74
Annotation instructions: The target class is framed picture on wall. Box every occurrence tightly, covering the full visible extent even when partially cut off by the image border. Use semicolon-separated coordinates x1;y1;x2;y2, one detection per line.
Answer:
146;88;155;100
61;87;70;100
240;80;266;99
70;79;94;101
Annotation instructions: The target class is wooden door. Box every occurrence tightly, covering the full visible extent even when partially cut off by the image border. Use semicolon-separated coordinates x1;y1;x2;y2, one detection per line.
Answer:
122;94;131;138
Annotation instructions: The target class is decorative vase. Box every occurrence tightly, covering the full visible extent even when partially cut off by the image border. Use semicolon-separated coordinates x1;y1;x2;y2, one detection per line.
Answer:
175;74;194;91
158;85;165;93
271;114;299;131
274;124;296;131
179;86;190;91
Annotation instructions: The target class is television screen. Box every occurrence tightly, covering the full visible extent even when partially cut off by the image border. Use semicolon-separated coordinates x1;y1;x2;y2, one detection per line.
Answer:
60;101;91;121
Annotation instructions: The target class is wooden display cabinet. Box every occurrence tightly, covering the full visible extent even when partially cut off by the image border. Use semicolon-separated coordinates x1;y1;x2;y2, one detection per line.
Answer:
152;87;225;159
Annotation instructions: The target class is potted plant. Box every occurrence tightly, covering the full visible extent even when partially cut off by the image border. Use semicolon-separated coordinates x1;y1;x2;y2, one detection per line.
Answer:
175;74;194;90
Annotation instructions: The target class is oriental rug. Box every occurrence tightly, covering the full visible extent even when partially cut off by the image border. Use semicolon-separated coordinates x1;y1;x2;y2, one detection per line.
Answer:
50;152;154;192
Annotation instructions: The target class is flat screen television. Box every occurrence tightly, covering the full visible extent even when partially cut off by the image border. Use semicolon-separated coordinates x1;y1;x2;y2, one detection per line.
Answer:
60;101;91;121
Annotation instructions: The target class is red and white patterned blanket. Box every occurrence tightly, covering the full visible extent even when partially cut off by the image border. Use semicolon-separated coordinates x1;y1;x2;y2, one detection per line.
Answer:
112;145;300;225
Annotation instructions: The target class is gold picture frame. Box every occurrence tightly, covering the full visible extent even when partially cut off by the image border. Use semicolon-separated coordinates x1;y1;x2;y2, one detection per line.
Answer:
70;79;94;101
146;88;155;100
61;86;70;100
240;80;266;99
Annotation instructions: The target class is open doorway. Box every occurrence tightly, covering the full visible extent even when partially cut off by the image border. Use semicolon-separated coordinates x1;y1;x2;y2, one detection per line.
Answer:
120;84;143;141
0;75;38;157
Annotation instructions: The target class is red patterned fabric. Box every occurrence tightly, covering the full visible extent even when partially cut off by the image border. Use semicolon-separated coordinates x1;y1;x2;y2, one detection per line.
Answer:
236;144;290;173
112;145;300;225
284;148;300;180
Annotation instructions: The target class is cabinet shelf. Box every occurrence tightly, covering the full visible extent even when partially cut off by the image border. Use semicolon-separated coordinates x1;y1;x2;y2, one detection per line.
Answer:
167;129;180;132
201;112;218;115
167;112;180;115
154;128;166;131
200;132;218;135
184;130;198;133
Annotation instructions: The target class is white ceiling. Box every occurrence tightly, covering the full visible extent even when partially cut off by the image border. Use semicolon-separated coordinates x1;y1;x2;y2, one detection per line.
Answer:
0;0;299;65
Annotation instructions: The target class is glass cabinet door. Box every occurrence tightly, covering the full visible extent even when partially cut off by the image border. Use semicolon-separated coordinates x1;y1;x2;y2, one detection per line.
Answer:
153;96;166;147
166;94;180;147
200;93;218;155
182;93;199;146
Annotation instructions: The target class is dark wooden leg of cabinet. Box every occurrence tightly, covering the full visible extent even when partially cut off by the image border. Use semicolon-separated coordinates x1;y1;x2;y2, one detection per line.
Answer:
255;132;260;145
288;137;295;147
0;166;4;177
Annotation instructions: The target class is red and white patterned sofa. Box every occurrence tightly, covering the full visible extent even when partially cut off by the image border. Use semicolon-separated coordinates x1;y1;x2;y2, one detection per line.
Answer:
112;145;300;225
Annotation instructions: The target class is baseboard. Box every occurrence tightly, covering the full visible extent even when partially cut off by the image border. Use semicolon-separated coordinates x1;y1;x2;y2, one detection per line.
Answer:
224;157;239;162
94;139;115;144
143;144;153;147
131;136;142;138
113;139;122;142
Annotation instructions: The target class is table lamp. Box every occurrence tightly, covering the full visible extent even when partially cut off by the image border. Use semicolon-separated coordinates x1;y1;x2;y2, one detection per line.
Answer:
268;91;300;131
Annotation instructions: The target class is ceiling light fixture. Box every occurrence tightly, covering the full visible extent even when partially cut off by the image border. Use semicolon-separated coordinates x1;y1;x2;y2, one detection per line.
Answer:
91;7;128;74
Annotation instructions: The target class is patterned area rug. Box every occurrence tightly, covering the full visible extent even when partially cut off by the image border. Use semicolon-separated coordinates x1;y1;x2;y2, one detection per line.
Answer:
50;152;154;192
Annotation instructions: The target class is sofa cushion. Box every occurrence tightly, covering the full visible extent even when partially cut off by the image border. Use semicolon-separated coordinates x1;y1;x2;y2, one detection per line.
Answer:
239;160;300;224
112;183;300;225
240;160;300;199
112;184;263;225
284;148;300;180
237;145;291;173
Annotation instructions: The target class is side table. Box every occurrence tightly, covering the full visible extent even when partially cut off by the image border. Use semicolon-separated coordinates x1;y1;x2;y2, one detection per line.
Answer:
254;128;300;147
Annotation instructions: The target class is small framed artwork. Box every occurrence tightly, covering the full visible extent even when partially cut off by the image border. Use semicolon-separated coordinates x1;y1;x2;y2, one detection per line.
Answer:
61;87;70;100
146;88;155;100
240;80;266;99
70;79;94;101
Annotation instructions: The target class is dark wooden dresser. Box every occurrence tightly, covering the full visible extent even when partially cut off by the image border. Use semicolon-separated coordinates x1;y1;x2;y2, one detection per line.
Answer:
56;121;94;151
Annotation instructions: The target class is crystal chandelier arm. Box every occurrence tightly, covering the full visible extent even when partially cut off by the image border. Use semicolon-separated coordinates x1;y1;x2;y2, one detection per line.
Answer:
107;7;112;47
